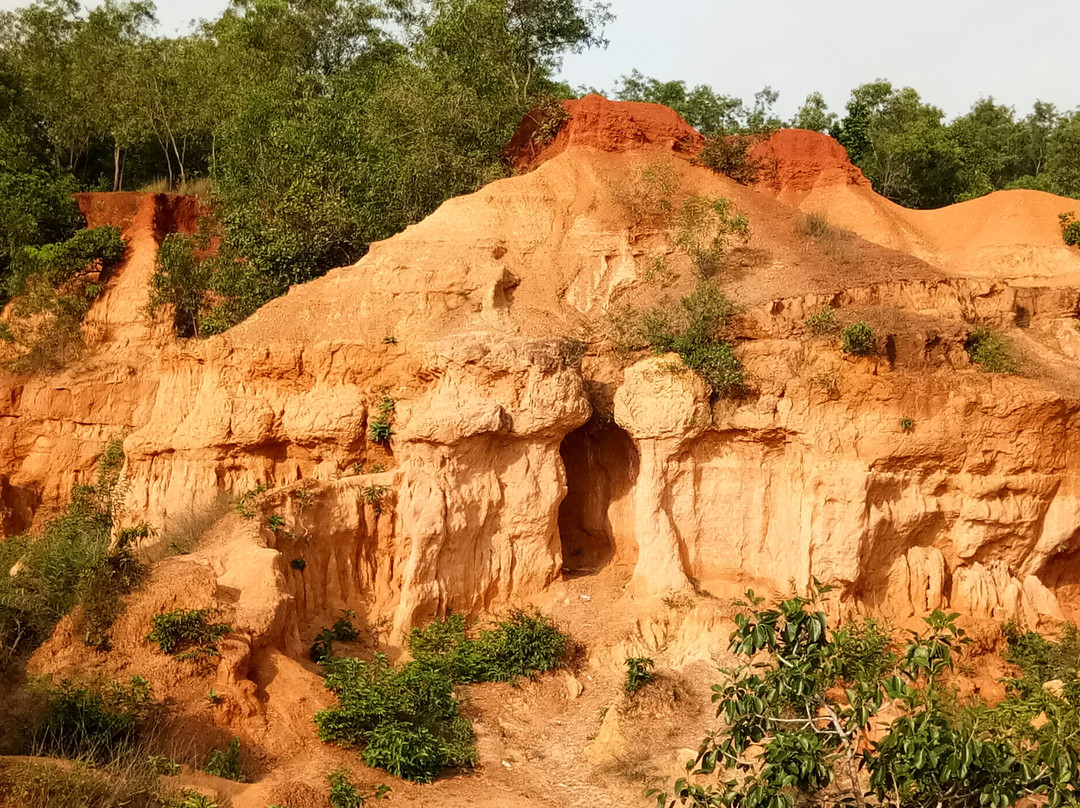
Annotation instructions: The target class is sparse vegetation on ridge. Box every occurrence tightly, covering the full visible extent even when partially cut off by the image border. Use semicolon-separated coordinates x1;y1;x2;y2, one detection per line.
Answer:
841;321;875;355
146;608;231;660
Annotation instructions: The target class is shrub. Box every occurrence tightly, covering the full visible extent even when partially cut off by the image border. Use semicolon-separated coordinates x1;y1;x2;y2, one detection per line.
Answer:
315;653;477;783
310;617;359;663
1061;212;1080;247
530;95;570;147
362;484;390;514
268;514;286;531
900;416;915;431
633;283;744;398
671;195;749;278
2;226;127;371
291;557;307;572
408;610;569;683
841;321;875;355
368;395;394;444
318;610;568;782
624;657;655;693
653;595;1080;808
695;133;764;185
0;440;135;659
559;336;587;368
328;768;389;807
234;483;269;519
146;609;231;659
29;675;156;764
203;737;245;782
149;220;282;339
804;306;839;335
609;162;679;224
966;327;1018;373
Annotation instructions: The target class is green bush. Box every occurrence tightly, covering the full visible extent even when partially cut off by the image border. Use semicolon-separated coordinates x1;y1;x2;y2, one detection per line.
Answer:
310;617;359;663
203;737;245;782
0;758;168;808
0;441;135;659
654;595;1080;808
315;653;477;783
841;321;875;355
634;283;744;398
408;610;569;683
804;306;839;335
1061;212;1080;247
146;609;231;659
149;224;281;339
696;133;764;185
29;675;155;764
624;657;655;693
317;610;568;782
966;327;1018;373
6;226;126;298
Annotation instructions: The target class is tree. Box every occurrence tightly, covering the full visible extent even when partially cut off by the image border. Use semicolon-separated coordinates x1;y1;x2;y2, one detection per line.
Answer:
791;91;836;133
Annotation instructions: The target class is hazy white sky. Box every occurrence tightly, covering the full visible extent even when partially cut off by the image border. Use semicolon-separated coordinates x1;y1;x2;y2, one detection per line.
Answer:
2;0;1077;119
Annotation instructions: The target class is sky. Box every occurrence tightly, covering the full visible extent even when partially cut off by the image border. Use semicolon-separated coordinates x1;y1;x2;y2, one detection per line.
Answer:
1;0;1077;120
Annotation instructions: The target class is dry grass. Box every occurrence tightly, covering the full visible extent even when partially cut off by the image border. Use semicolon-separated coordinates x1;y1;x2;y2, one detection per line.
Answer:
138;178;214;197
800;212;856;264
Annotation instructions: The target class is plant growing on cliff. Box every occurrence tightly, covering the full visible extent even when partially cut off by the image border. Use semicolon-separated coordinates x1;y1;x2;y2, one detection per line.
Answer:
368;393;395;444
362;484;390;514
671;195;750;278
653;594;1080;808
805;306;839;335
841;321;875;355
634;283;745;398
695;133;766;185
28;675;156;764
310;616;359;663
966;327;1018;373
203;737;245;782
624;657;655;693
2;226;127;372
0;440;137;660
1060;212;1080;247
146;609;231;660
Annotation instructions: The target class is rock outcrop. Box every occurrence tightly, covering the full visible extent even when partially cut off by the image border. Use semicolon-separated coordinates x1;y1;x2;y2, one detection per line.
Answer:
7;96;1080;683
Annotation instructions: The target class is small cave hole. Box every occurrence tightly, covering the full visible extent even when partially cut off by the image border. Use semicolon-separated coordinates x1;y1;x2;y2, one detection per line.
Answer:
557;419;639;576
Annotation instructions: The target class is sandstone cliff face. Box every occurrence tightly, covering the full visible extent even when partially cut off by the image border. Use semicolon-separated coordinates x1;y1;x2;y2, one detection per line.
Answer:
9;97;1080;683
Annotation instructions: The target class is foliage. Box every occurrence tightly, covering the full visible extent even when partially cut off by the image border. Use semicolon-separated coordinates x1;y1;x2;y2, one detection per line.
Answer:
900;417;915;432
146;608;231;659
203;737;245;782
841;321;875;355
965;328;1018;373
29;674;156;763
362;483;390;513
804;306;838;336
696;134;765;185
671;195;750;278
615;72;781;135
0;440;134;659
268;513;286;531
559;336;587;367
407;609;569;683
315;652;477;782
1060;212;1080;247
624;656;655;693
317;610;567;781
531;94;570;145
654;593;1080;808
310;616;360;663
328;768;390;808
632;283;744;398
234;483;269;519
368;393;395;444
291;557;307;572
2;225;127;370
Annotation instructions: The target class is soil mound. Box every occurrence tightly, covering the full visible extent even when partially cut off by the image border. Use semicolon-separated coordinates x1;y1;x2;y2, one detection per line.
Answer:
750;128;870;194
504;93;704;172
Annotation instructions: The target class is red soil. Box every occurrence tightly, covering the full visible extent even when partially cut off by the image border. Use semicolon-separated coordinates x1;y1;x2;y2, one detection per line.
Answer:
504;93;704;172
749;128;871;193
75;192;204;242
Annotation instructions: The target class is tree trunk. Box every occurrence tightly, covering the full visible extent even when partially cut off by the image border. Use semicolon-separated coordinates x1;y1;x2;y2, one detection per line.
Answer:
113;145;121;192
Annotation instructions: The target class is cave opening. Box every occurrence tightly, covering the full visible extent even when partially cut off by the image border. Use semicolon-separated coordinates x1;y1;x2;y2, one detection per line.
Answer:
557;418;639;576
